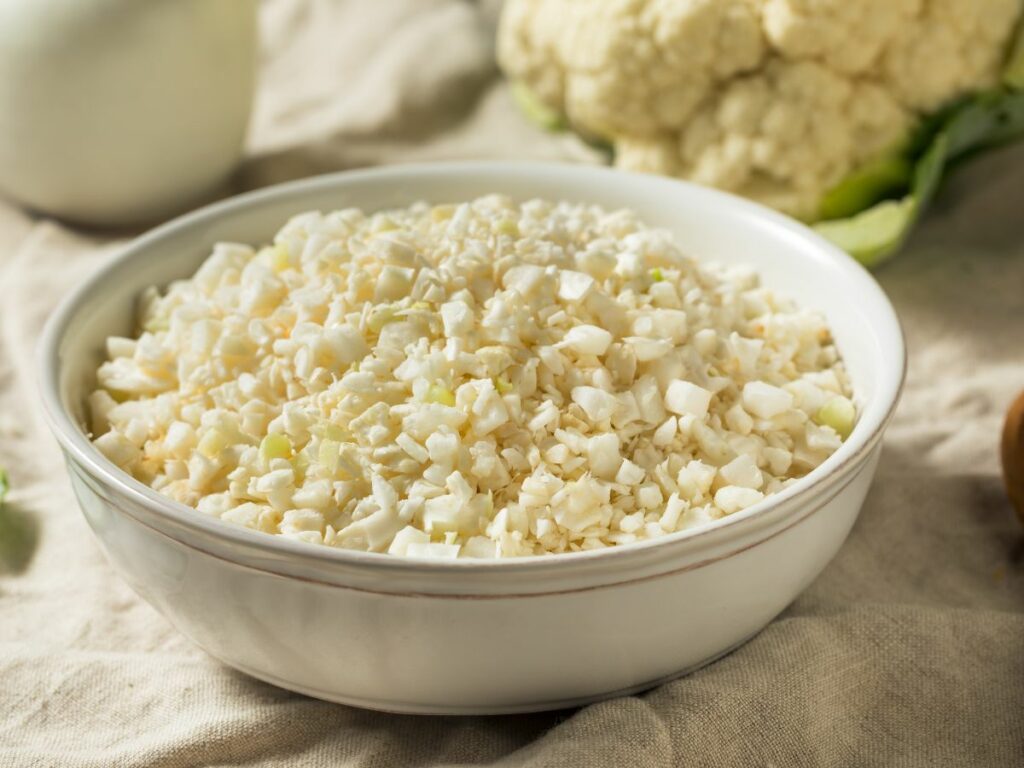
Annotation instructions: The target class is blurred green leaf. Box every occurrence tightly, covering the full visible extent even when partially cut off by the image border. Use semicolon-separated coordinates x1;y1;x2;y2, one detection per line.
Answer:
818;151;914;222
0;468;37;575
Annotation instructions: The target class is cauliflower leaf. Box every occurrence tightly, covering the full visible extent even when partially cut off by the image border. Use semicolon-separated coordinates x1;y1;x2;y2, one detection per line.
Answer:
816;152;915;222
814;135;945;267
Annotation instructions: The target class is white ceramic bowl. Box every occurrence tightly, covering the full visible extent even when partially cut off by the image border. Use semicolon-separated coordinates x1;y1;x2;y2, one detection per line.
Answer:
38;163;905;715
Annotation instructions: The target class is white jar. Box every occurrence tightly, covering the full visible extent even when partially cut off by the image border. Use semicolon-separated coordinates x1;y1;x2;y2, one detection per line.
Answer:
0;0;257;226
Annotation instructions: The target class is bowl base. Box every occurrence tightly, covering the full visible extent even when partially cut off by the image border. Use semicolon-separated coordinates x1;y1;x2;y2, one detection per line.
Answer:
209;630;760;716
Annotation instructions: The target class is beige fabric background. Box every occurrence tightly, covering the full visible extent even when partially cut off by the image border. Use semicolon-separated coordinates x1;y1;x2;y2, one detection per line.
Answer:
2;1;1023;765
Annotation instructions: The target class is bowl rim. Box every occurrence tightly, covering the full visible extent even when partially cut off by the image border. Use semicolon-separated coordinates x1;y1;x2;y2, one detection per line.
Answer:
37;161;906;575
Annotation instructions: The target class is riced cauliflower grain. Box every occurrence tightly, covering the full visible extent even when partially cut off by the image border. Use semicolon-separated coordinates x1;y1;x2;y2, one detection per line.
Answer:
90;196;855;558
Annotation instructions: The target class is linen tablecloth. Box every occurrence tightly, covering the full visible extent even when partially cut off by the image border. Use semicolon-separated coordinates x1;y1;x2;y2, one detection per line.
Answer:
1;2;1022;765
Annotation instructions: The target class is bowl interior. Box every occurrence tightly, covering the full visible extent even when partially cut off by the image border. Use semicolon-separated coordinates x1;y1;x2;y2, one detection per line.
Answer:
43;162;904;563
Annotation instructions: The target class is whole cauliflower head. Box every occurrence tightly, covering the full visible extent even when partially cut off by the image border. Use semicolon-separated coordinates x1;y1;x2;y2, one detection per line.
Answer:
498;0;1022;218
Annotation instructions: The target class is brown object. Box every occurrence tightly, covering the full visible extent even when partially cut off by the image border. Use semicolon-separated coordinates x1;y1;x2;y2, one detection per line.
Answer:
1002;389;1024;524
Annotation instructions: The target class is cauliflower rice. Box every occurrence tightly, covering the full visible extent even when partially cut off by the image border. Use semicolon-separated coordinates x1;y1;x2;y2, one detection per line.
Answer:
89;196;855;558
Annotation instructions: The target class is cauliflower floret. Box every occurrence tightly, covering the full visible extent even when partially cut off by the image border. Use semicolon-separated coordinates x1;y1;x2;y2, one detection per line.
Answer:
881;0;1022;112
519;0;767;139
762;0;919;76
499;0;1022;218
